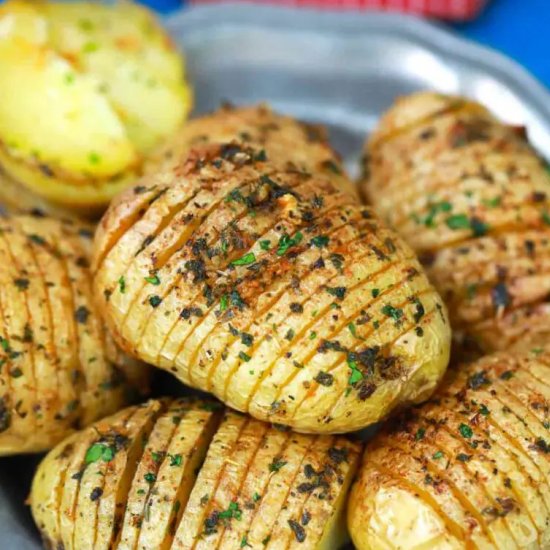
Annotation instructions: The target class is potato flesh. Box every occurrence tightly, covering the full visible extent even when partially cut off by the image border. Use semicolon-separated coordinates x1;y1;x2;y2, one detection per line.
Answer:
348;348;550;550
31;399;362;549
363;91;550;352
0;0;190;208
94;136;450;433
0;214;148;455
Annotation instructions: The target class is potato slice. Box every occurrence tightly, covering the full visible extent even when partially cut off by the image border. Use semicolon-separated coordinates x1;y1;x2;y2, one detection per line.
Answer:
348;347;550;550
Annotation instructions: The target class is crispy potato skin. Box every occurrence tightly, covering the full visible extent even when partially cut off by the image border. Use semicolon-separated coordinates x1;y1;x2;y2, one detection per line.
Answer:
0;0;191;210
93;133;450;433
348;347;550;550
31;398;362;550
0;214;148;455
362;91;550;353
149;103;358;199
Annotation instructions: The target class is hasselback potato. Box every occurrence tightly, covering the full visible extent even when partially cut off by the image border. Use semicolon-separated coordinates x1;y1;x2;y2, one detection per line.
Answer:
362;91;550;352
0;214;148;455
31;398;362;549
93;125;451;433
348;347;550;550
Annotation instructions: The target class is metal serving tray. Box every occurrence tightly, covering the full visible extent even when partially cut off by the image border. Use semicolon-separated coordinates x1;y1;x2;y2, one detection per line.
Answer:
2;5;550;548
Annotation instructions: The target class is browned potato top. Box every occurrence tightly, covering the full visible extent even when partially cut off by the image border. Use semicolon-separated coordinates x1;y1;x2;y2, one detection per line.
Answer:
363;91;550;353
0;214;148;455
150;104;358;199
348;347;550;550
93;137;450;433
31;397;362;549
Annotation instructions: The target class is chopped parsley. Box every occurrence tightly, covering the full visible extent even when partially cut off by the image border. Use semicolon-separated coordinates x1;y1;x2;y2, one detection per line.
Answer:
118;276;126;294
269;458;287;473
310;235;329;248
459;423;473;439
231;252;256;267
276;232;303;256
144;274;160;285
85;443;115;464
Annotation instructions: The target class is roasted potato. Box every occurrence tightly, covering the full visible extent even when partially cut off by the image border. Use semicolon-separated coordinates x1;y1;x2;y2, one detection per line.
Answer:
31;397;362;549
348;346;550;550
93;132;451;433
0;214;148;455
0;0;191;211
150;103;358;199
362;91;550;353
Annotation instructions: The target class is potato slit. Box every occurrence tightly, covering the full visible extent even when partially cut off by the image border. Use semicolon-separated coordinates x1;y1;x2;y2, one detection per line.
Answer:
382;437;503;546
174;414;250;548
197;212;391;395
426;403;538;547
246;434;319;546
93;185;170;274
230;253;415;408
267;272;431;410
0;229;39;442
311;300;439;425
367;454;469;544
195;419;270;549
246;270;427;413
161;205;368;391
158;197;355;386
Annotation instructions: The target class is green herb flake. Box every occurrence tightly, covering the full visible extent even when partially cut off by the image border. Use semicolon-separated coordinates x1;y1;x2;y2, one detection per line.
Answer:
311;235;329;248
218;501;242;521
169;454;183;467
347;357;363;385
239;351;251;362
231;252;256;267
445;214;470;230
479;404;490;416
371;288;380;298
118;276;126;294
381;304;403;322
348;322;357;338
415;428;426;440
144;472;156;484
220;294;228;312
542;211;550;226
276;232;303;256
144;274;160;285
269;458;287;473
432;450;444;460
85;443;115;465
260;240;271;251
459;423;473;439
149;295;162;308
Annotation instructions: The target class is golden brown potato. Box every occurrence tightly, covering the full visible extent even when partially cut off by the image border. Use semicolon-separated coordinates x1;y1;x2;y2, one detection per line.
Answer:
0;0;191;211
362;91;550;353
31;397;362;549
93;138;451;433
150;103;358;199
348;347;550;550
0;214;148;455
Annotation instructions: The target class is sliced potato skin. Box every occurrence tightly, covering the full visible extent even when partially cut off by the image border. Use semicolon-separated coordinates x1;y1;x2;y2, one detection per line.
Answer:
362;91;550;353
0;214;148;456
348;347;550;550
149;104;357;199
94;138;450;433
0;0;191;209
31;399;362;550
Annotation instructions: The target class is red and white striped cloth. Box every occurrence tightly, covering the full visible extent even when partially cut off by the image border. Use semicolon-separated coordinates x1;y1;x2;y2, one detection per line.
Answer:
190;0;489;20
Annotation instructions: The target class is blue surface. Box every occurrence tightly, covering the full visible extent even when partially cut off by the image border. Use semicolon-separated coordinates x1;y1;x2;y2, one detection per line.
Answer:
138;0;549;90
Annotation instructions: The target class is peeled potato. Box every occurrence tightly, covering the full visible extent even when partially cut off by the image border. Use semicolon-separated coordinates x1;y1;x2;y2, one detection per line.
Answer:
348;346;550;550
31;397;362;549
93;126;451;433
362;91;550;353
0;0;191;210
0;214;149;455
